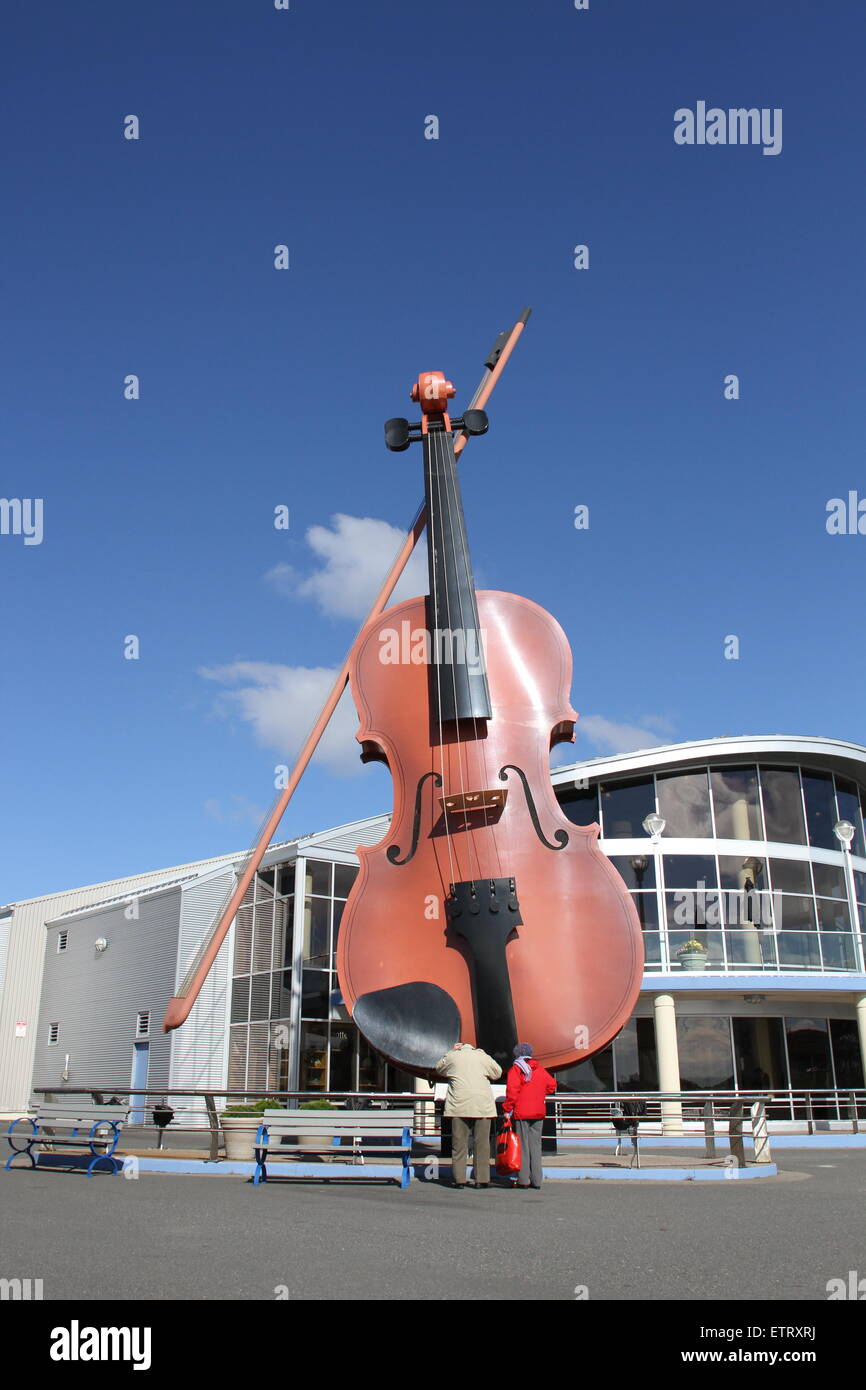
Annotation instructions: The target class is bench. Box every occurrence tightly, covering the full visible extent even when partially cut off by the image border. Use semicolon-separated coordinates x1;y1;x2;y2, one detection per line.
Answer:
253;1109;414;1188
5;1104;128;1177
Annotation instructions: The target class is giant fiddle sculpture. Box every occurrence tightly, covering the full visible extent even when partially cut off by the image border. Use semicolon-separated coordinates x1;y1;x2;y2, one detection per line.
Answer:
336;372;644;1074
164;309;643;1080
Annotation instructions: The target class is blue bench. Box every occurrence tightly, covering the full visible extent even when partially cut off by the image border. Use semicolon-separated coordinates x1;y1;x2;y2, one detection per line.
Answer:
5;1103;128;1176
253;1108;414;1188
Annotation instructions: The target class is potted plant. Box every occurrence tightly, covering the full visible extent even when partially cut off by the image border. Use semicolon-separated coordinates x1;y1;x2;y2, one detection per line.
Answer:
221;1098;281;1161
677;939;708;971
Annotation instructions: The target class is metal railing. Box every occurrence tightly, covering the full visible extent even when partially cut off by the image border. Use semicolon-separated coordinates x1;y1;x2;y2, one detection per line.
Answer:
28;1085;865;1162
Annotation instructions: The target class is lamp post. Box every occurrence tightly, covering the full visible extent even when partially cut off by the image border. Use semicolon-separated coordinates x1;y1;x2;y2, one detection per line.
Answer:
834;820;864;972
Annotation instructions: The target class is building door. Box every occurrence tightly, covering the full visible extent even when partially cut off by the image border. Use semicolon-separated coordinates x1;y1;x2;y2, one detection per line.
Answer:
130;1042;149;1124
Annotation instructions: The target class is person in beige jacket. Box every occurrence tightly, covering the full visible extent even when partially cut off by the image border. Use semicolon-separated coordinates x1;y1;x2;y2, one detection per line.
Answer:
435;1042;502;1188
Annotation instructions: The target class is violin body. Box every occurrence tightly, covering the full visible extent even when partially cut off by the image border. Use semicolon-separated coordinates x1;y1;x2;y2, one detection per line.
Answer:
336;588;644;1075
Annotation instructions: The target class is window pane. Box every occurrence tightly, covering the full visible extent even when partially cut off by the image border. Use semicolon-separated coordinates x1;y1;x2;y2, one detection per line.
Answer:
643;933;662;966
711;766;763;840
252;900;273;971
303;897;330;966
268;1018;291;1093
247;1022;268;1091
666;891;722;931
358;1032;387;1091
776;933;821;968
669;929;724;966
856;870;866;903
802;771;838;851
333;863;358;899
613;1018;658;1090
816;899;851;932
725;930;775;967
775;895;816;932
249;973;271;1021
723;889;773;929
663;855;718;888
812;862;847;899
230;976;250;1023
556;1045;614;1092
835;780;866;857
558;785;600;828
732;1017;788;1091
676;1016;734;1090
829;1019;865;1088
631;892;658;928
329;1024;355;1092
301;969;329;1019
820;934;856;970
760;767;806;845
299;1023;327;1090
271;970;292;1017
276;862;295;897
768;858;812;895
719;855;767;891
273;897;293;969
600;777;655;838
228;1025;247;1090
331;899;345;961
785;1017;832;1088
657;770;712;838
305;860;332;896
233;904;252;975
610;855;656;890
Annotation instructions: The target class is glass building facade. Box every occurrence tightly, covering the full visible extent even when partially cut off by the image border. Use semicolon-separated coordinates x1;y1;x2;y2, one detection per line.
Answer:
224;740;866;1104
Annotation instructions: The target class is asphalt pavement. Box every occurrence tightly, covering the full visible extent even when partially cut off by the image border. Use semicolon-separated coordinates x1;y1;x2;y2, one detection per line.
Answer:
0;1149;862;1301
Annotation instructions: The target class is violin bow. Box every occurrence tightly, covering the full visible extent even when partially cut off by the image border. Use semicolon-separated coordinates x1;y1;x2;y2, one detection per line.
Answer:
162;307;532;1032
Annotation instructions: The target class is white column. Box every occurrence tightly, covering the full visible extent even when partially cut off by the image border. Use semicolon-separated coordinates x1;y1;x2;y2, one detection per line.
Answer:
654;993;682;1134
856;996;866;1086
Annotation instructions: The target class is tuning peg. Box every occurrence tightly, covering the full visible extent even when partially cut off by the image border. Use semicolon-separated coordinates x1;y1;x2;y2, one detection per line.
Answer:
384;417;411;452
460;409;488;437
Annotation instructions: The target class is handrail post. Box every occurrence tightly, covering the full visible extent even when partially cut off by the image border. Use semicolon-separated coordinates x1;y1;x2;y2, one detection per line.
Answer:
805;1092;814;1136
703;1100;716;1158
849;1090;859;1135
204;1093;220;1161
728;1100;745;1168
750;1100;772;1163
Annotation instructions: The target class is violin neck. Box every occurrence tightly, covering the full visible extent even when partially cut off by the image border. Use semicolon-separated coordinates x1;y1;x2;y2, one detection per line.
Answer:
423;425;492;725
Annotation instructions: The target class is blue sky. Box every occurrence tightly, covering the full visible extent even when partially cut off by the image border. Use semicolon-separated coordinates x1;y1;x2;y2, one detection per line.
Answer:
2;0;865;901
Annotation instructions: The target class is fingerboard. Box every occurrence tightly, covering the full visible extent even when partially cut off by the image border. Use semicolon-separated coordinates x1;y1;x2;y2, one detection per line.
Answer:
423;425;492;725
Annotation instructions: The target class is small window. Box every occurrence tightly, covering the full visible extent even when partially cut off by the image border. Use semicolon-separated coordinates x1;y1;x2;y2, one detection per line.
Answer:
136;1011;151;1038
48;1023;59;1045
57;931;68;953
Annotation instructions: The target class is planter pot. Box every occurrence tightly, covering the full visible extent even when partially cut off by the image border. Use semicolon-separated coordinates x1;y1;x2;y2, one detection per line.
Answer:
678;952;708;972
221;1116;260;1161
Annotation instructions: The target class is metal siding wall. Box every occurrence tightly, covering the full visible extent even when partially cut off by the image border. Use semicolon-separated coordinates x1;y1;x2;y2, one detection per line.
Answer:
0;854;237;1112
32;889;182;1101
168;869;235;1107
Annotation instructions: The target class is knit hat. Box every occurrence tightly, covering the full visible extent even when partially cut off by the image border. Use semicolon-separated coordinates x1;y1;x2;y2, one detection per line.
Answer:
513;1042;533;1058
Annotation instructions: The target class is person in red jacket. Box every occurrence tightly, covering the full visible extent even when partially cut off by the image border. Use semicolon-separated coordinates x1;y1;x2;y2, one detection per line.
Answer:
502;1042;556;1188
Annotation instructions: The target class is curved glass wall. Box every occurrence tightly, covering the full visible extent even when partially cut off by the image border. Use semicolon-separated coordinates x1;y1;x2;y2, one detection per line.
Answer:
557;762;866;973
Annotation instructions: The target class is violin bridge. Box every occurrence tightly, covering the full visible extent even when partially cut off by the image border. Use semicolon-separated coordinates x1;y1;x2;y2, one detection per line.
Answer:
439;789;507;815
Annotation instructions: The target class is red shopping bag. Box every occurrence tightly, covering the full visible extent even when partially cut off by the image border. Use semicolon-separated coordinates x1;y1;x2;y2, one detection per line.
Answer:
495;1117;521;1177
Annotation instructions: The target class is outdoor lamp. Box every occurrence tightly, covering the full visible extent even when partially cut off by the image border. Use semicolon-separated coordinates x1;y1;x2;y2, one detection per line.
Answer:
94;937;109;953
642;813;665;839
834;820;855;848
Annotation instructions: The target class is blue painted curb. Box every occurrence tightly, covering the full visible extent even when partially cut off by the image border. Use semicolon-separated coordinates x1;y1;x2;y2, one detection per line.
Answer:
558;1134;866;1149
122;1157;777;1181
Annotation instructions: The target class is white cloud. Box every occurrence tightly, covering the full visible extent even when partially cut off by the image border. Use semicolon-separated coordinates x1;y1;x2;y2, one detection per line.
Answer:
574;715;674;756
199;661;362;776
265;513;428;620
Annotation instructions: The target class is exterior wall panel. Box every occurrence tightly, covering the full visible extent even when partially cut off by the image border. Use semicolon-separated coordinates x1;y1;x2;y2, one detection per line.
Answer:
33;888;183;1100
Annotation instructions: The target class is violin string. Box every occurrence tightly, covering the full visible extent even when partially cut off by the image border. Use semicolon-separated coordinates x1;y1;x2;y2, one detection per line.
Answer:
426;425;457;898
432;425;478;884
437;424;493;886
